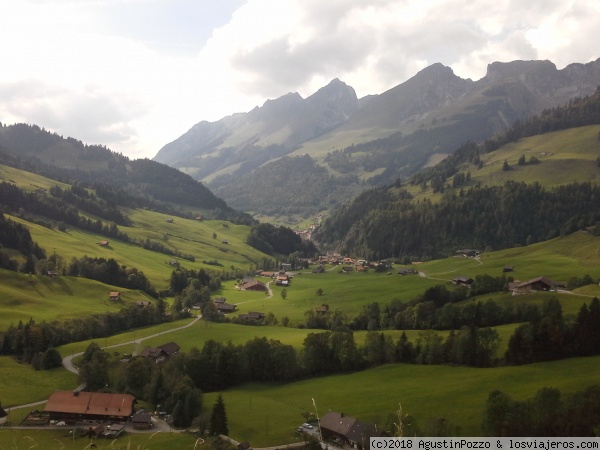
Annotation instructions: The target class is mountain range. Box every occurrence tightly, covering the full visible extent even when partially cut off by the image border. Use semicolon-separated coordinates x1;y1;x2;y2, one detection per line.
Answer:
154;57;600;217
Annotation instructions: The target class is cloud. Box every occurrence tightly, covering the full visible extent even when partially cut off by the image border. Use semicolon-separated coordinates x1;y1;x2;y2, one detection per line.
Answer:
0;0;598;159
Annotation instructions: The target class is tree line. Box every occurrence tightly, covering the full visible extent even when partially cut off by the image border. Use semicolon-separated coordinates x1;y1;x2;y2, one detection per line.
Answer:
314;181;600;260
0;302;170;366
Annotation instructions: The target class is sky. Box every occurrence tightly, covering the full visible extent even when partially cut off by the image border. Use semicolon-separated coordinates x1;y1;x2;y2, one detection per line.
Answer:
0;0;599;160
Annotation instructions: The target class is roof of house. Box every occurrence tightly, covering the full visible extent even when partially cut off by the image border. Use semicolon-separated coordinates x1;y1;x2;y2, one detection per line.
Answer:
516;276;555;288
131;412;152;424
240;279;267;290
320;411;379;445
216;303;237;312
138;347;165;358
320;411;358;436
109;292;121;297
157;342;180;355
44;391;134;418
212;297;227;304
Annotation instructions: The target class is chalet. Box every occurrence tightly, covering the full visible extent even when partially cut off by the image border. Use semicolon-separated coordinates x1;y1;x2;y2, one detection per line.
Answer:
355;264;367;272
98;240;109;247
319;411;379;450
503;266;515;273
397;268;414;276
453;276;474;286
281;263;292;271
512;276;556;294
131;412;153;430
312;266;325;274
138;346;167;361
44;391;135;424
259;271;276;278
456;249;480;258
212;297;227;304
136;300;151;308
157;342;180;356
108;291;121;301
240;279;267;292
238;311;265;321
46;270;58;277
139;342;180;362
168;259;180;267
315;304;329;314
215;302;237;314
343;257;354;264
165;218;174;223
222;240;229;244
342;266;353;273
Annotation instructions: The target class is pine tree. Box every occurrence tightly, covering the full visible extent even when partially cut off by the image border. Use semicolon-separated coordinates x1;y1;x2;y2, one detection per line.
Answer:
210;394;229;436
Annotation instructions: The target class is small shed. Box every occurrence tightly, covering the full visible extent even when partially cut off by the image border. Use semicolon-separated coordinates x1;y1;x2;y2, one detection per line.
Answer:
108;292;121;301
132;412;153;430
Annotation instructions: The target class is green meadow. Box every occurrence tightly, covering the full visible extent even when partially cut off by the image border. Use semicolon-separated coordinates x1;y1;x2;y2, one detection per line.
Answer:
0;429;199;450
204;355;600;446
0;356;77;407
0;269;155;330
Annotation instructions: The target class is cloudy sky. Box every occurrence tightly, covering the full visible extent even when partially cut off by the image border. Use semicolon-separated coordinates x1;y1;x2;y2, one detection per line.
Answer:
1;0;598;159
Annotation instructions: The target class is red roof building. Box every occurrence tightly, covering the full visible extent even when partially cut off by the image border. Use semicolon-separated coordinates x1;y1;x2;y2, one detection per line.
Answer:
44;391;135;423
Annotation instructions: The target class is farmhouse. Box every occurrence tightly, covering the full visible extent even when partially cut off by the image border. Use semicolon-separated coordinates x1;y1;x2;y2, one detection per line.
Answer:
139;342;180;362
215;302;237;314
98;240;109;247
44;391;135;424
238;311;265;321
456;249;480;257
512;276;556;294
315;304;329;314
136;300;151;308
108;291;121;301
240;278;267;292
453;276;473;286
319;411;379;450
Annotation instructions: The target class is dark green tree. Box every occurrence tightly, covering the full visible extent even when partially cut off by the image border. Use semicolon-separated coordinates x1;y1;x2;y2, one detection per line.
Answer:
210;394;229;436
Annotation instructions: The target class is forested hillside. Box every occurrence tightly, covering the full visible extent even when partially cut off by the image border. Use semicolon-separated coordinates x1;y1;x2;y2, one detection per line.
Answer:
314;90;600;259
0;123;252;224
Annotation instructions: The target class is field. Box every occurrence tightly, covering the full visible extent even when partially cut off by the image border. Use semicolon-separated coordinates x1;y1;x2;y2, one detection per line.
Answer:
0;269;155;330
204;355;600;446
0;429;199;450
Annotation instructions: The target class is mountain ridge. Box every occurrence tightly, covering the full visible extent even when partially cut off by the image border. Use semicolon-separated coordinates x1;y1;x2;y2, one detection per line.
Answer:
154;57;600;218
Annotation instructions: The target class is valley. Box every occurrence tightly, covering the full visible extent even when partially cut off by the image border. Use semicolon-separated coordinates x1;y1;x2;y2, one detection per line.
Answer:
0;60;600;448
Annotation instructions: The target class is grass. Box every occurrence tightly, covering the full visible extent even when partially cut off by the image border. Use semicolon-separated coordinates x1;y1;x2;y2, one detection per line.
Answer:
0;357;77;408
0;430;199;450
0;269;155;331
9;208;268;291
203;355;600;446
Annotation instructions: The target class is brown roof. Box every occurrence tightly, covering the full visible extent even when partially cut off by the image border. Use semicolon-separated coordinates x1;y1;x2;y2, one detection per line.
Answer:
109;292;120;297
157;342;180;355
44;391;134;418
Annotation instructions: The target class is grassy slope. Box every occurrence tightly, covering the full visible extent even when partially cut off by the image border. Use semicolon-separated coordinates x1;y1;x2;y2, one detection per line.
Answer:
204;356;600;446
0;269;154;330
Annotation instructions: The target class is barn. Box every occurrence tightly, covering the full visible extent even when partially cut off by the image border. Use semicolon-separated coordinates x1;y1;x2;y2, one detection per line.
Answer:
44;391;135;424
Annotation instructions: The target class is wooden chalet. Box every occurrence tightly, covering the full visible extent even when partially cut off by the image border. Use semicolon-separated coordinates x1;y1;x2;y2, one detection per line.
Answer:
320;411;379;450
215;302;237;314
98;240;109;247
456;249;480;257
240;278;267;291
139;342;180;362
512;276;556;294
238;311;265;321
108;291;121;301
136;300;151;308
453;276;474;286
44;391;135;424
315;304;329;314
